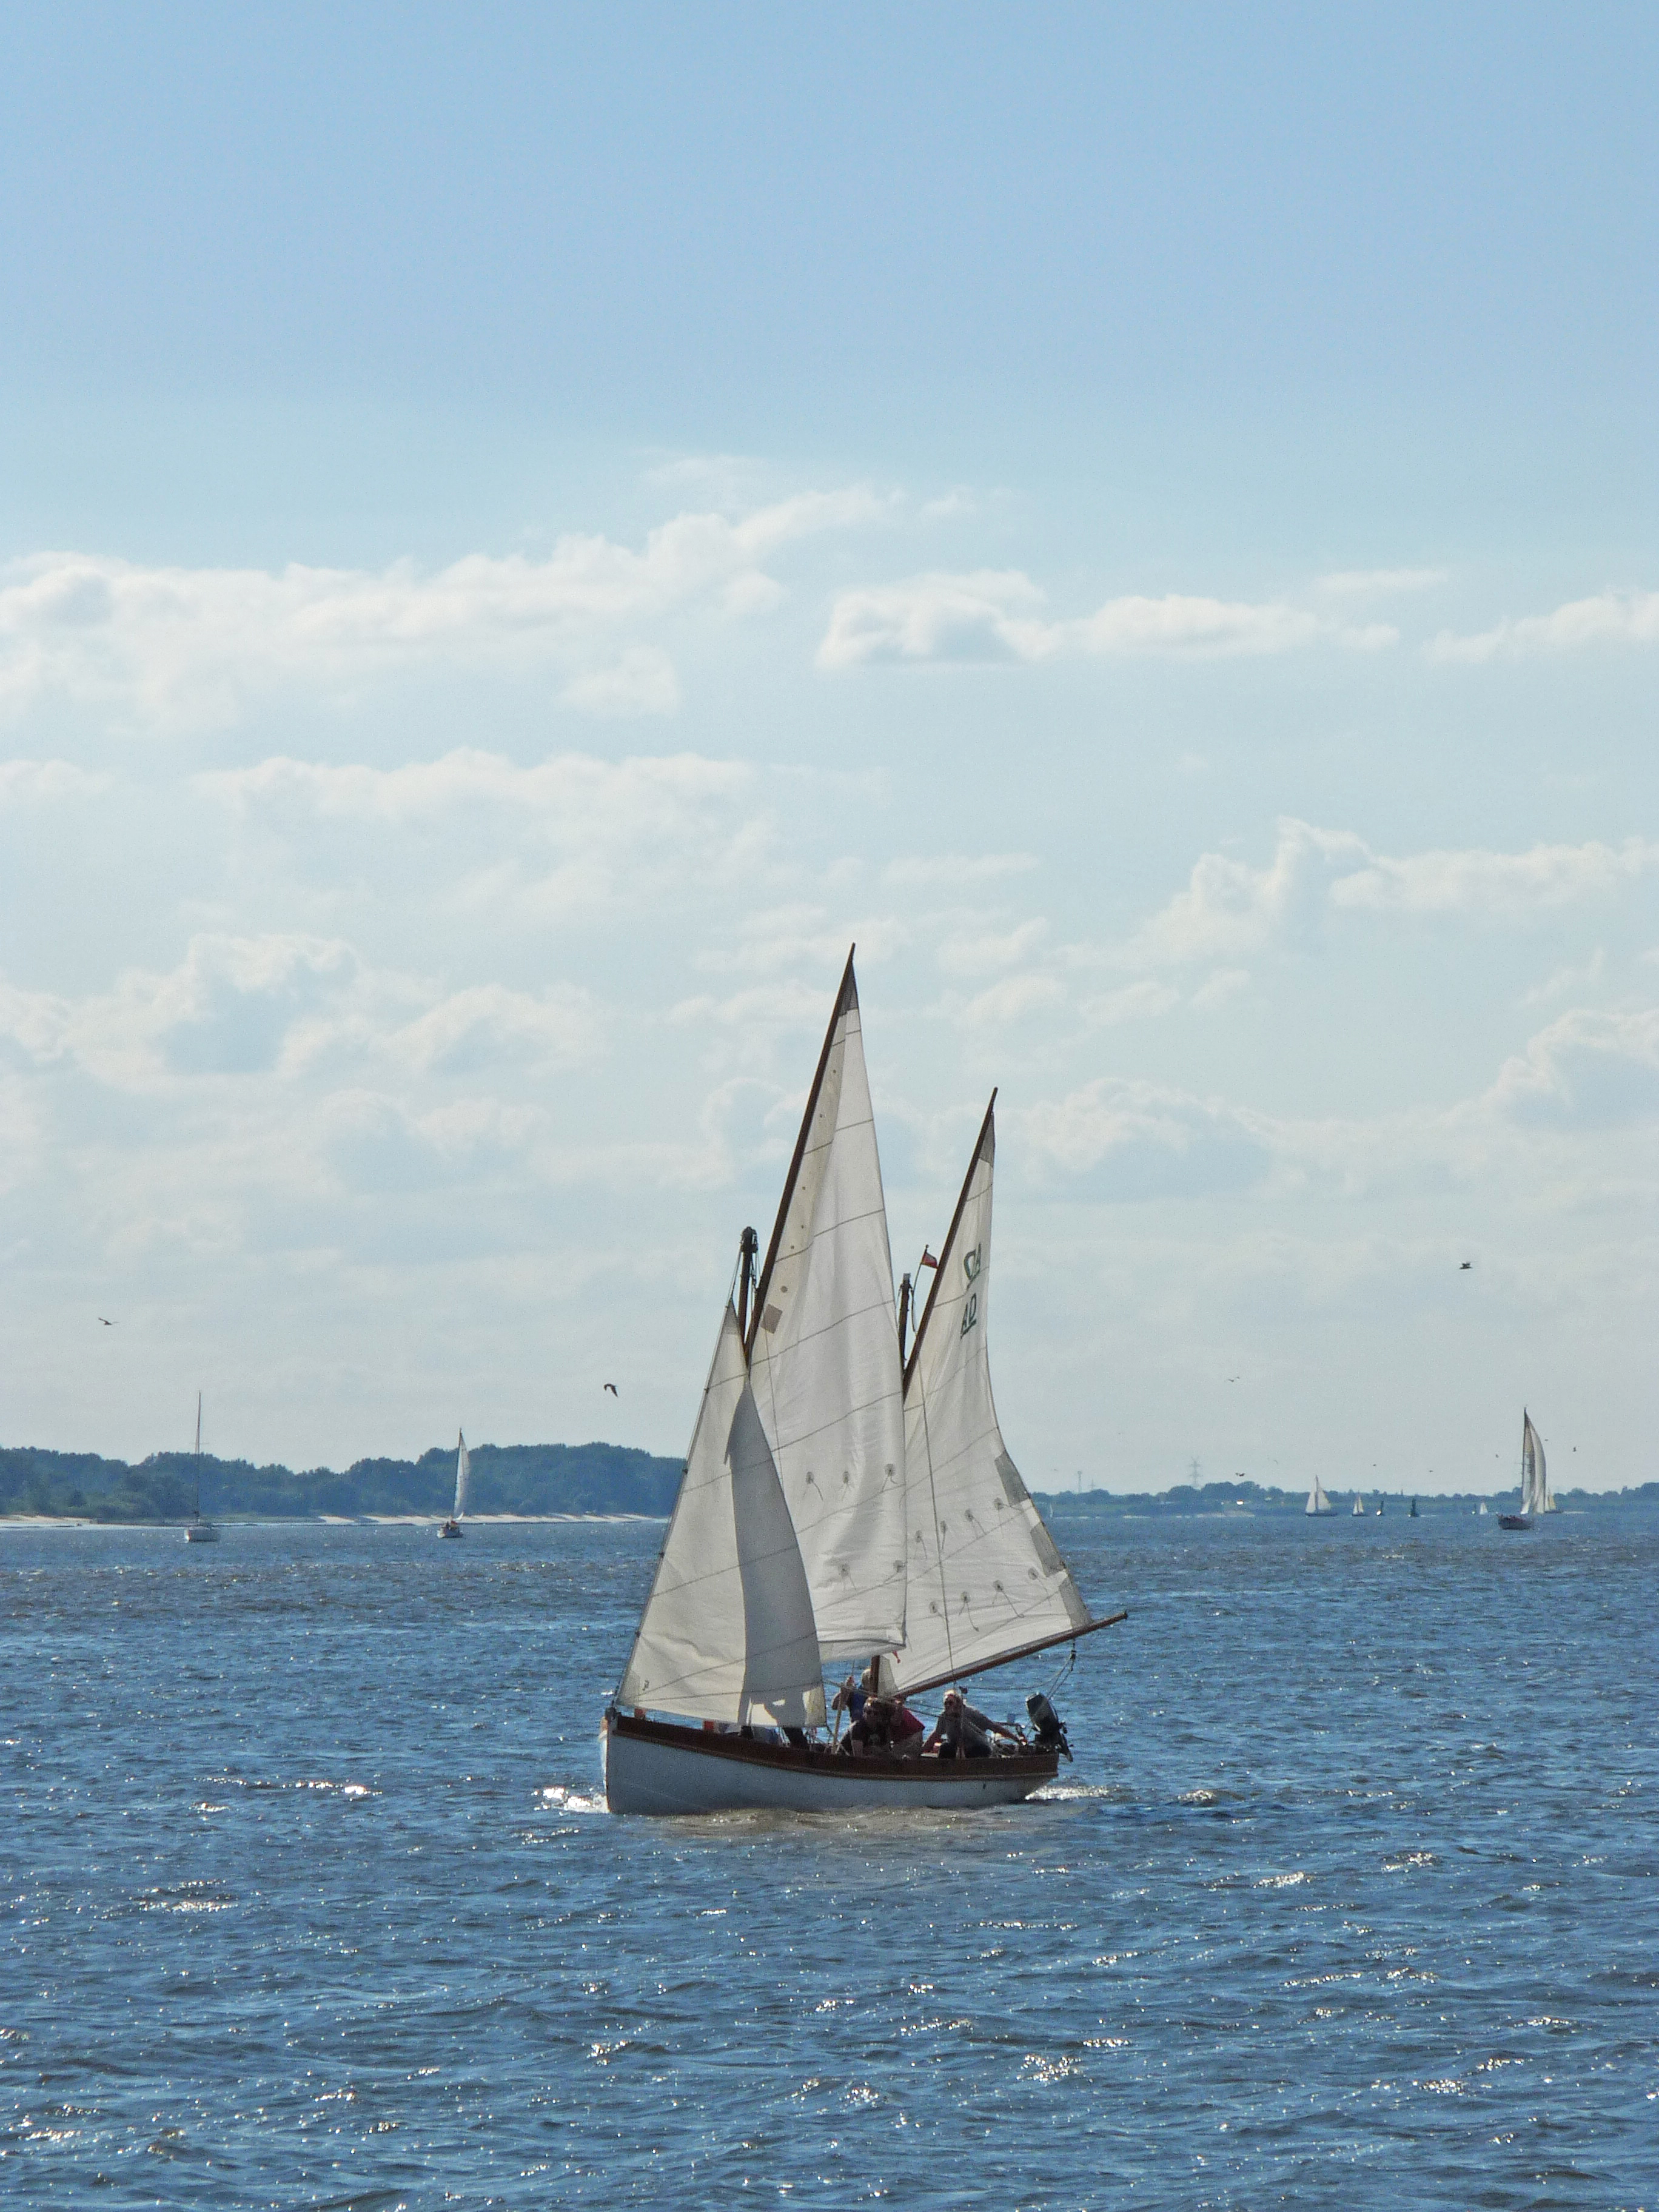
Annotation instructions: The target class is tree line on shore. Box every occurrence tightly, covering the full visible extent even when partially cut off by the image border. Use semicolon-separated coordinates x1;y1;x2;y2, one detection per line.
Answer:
0;1441;682;1521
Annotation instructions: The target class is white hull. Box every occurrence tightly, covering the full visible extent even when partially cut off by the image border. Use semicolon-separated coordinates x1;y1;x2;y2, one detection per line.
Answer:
603;1711;1057;1816
184;1523;220;1544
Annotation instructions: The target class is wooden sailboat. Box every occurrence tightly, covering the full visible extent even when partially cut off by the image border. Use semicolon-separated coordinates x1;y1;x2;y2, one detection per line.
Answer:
1305;1472;1335;1515
603;956;1122;1816
184;1393;220;1543
439;1430;469;1537
1499;1409;1551;1530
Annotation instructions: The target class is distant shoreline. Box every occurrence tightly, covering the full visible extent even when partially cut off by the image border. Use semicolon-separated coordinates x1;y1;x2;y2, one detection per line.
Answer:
0;1510;669;1530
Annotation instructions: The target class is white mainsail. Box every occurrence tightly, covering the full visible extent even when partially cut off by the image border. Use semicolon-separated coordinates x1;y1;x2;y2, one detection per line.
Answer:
890;1097;1093;1700
453;1430;471;1520
1306;1473;1332;1515
1520;1410;1553;1515
619;1304;826;1728
746;954;908;1663
1352;1493;1366;1515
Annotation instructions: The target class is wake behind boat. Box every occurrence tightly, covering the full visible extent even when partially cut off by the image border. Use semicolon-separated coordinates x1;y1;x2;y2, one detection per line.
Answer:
603;953;1122;1817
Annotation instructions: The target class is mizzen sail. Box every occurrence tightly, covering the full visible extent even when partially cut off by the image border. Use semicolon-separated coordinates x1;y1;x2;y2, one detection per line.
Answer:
619;1305;825;1728
746;953;908;1662
890;1096;1094;1700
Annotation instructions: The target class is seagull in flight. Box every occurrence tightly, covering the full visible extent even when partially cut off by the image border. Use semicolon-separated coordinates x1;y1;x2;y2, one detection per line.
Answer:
98;1315;116;1326
1460;1261;1472;1270
603;1382;618;1397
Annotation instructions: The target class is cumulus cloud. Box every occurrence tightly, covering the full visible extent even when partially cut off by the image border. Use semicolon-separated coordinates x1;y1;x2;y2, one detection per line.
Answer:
1487;1006;1659;1127
1017;1077;1273;1199
817;571;1387;669
0;933;602;1092
0;488;883;727
1128;822;1659;968
0;758;108;802
1428;589;1659;663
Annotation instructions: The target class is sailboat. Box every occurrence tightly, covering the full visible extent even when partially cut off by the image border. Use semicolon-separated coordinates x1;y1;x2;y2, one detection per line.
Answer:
1305;1473;1335;1515
439;1430;469;1538
1409;1496;1418;1519
184;1393;220;1543
1499;1409;1552;1530
603;955;1122;1816
1351;1493;1367;1516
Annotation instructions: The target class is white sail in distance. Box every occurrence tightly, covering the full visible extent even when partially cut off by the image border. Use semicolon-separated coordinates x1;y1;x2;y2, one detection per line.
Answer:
746;953;908;1663
1521;1410;1553;1515
1306;1473;1332;1515
619;1305;826;1728
890;1096;1093;1700
453;1431;471;1520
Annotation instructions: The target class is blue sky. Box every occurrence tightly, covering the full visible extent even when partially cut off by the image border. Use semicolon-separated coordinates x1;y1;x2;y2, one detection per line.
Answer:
1;6;1654;1492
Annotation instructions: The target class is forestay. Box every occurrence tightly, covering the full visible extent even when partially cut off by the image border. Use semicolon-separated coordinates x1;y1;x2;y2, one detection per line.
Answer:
891;1098;1091;1700
453;1432;471;1520
747;956;908;1662
619;1306;826;1728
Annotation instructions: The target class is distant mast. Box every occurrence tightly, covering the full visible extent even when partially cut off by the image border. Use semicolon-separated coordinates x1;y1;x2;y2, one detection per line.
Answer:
1520;1410;1553;1515
1305;1472;1333;1515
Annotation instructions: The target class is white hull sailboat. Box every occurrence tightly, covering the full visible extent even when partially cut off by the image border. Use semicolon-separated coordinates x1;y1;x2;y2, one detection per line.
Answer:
184;1392;220;1543
439;1430;469;1538
603;954;1122;1817
1499;1409;1552;1530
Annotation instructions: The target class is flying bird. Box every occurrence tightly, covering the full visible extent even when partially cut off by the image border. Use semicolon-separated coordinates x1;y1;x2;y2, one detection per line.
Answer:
1460;1261;1472;1270
98;1316;116;1326
603;1382;618;1397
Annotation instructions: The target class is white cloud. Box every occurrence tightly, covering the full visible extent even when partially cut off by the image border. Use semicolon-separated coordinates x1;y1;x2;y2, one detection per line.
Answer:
0;489;883;728
1488;1006;1659;1127
0;758;107;802
817;572;1384;669
1017;1077;1273;1199
1128;822;1659;968
1428;589;1659;663
0;933;600;1093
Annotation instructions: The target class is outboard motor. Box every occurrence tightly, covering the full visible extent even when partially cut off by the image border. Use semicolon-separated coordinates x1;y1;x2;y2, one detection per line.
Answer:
1025;1691;1072;1760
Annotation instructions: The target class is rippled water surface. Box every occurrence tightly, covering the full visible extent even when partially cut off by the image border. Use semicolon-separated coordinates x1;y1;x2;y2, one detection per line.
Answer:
3;1510;1655;2208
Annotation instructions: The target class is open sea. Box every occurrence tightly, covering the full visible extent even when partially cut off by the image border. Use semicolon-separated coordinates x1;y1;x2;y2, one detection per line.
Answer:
2;1508;1654;2209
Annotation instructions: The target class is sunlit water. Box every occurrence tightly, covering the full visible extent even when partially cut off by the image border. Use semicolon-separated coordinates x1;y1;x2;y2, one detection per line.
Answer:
2;1510;1654;2208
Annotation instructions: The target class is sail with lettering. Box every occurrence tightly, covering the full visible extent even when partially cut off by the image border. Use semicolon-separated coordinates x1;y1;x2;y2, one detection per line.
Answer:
618;1305;826;1728
890;1096;1095;1700
746;953;908;1662
1520;1410;1553;1515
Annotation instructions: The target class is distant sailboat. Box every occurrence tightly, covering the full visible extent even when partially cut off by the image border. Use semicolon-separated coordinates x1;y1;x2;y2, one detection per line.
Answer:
1352;1493;1367;1516
1305;1473;1335;1515
1478;1500;1489;1517
1500;1409;1551;1530
439;1430;469;1538
184;1393;220;1544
